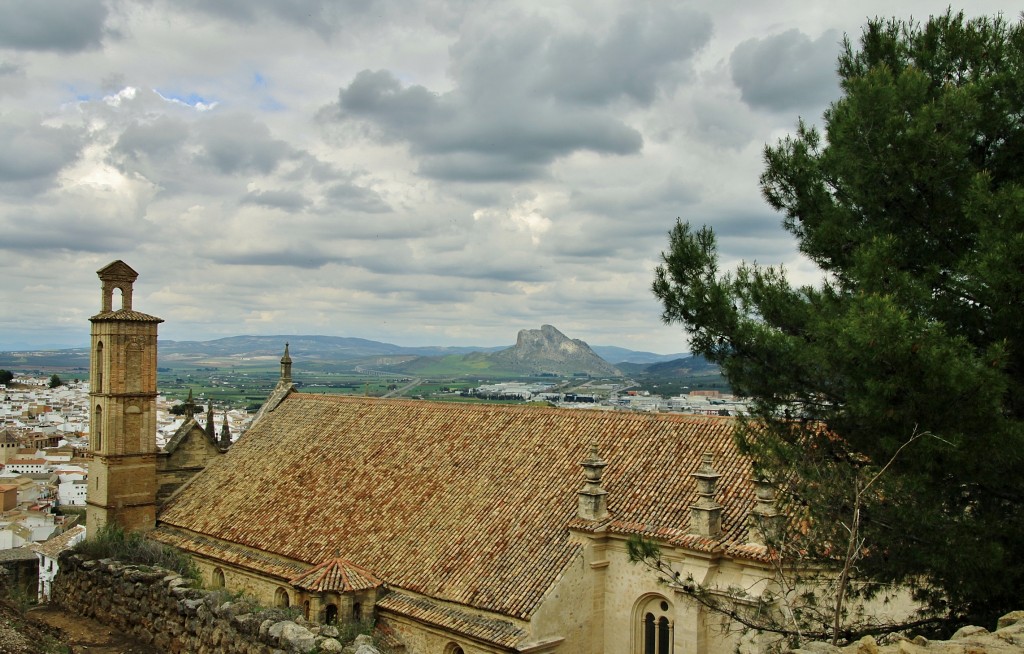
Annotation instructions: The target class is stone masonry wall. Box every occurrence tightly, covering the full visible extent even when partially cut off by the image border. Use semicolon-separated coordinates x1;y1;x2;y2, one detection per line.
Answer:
52;553;373;654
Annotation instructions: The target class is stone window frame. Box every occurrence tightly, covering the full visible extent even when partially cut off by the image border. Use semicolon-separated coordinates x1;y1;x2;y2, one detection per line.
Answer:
275;587;290;608
633;593;674;654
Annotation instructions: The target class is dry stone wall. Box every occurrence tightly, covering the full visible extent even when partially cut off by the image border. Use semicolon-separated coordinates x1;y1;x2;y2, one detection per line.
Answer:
52;553;377;654
785;613;1024;654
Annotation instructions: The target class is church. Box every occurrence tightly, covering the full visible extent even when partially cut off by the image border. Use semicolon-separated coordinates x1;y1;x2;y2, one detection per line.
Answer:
87;261;781;654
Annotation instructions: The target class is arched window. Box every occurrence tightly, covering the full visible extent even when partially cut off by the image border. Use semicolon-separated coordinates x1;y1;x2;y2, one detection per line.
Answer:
211;568;225;588
352;601;361;621
94;405;102;451
303;601;310;620
325;603;338;625
444;644;465;654
634;595;673;654
96;342;104;392
275;587;290;608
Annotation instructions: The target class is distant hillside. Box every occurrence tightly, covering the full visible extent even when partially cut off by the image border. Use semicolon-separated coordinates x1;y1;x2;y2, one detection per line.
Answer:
158;335;504;360
644;355;719;376
487;325;622;376
589;345;688;365
1;332;676;376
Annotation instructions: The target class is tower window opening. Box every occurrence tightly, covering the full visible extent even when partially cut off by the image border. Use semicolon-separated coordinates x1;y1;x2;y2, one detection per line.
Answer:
94;405;102;451
96;342;104;392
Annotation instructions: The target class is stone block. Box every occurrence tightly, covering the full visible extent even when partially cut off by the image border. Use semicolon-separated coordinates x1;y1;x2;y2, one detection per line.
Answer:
278;622;315;652
317;637;344;653
951;625;988;640
856;635;878;654
997;611;1024;630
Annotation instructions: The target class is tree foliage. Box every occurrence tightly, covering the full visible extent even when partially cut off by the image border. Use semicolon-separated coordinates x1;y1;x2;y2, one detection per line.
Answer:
0;370;13;385
169;403;201;416
48;374;62;389
653;11;1024;630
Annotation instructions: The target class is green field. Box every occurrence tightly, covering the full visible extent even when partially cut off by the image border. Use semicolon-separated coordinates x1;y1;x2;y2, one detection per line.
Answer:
1;348;727;409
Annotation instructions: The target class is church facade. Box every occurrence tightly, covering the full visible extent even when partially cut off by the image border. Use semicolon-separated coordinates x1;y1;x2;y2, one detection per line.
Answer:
88;261;782;654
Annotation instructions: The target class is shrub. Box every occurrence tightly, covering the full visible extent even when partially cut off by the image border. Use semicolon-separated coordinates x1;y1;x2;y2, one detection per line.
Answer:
72;523;199;583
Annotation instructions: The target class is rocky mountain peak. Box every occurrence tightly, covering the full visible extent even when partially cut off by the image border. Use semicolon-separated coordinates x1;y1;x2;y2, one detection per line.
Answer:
497;325;621;376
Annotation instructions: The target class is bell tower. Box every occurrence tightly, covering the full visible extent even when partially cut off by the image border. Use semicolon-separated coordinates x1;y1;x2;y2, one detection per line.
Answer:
87;261;163;533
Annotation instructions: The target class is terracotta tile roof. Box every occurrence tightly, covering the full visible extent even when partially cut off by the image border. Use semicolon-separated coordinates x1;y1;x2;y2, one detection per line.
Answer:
290;557;382;592
376;591;527;649
89;309;163;323
31;524;86;559
154;526;307;580
0;548;38;562
156;394;756;620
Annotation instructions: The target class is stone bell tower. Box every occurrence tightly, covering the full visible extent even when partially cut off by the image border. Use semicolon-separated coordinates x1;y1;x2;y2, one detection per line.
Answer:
86;261;163;534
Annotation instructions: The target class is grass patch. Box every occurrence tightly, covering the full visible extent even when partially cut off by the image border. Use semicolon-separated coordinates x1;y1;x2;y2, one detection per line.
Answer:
72;524;199;583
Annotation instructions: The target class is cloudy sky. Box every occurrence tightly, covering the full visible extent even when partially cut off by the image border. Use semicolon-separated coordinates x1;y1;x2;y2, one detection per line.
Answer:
0;0;1014;353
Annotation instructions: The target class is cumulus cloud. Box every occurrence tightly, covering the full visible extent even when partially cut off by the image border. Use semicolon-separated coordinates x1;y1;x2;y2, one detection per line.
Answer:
532;5;712;105
0;0;108;52
328;5;712;183
0;121;83;189
241;189;310;212
194;114;294;175
0;61;26;97
730;29;841;113
164;0;403;39
321;182;391;214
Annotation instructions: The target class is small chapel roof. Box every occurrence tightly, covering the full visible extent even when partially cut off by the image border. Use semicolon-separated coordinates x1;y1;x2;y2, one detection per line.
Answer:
89;309;164;323
154;394;757;621
290;556;382;592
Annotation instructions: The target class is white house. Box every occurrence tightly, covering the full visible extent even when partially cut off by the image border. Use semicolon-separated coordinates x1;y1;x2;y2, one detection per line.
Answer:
31;524;86;600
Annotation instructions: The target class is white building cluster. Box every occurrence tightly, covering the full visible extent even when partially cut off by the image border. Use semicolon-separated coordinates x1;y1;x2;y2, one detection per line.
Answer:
0;375;251;552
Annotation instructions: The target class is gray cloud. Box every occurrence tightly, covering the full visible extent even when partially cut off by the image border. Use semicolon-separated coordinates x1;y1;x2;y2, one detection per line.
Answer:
0;206;149;253
335;69;643;182
0;61;25;104
322;183;391;213
325;7;716;183
535;6;712;105
0;0;108;52
0;121;83;187
214;248;337;268
194;114;293;175
164;0;399;39
114;115;190;161
241;189;310;212
730;29;840;113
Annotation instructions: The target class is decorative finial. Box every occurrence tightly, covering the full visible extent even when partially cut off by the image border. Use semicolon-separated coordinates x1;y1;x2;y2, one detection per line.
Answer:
577;441;609;521
219;411;231;447
690;451;723;538
747;476;781;545
205;403;215;439
280;343;293;382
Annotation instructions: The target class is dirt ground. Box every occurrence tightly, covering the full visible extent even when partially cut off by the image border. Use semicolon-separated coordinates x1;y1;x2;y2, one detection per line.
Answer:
24;604;162;654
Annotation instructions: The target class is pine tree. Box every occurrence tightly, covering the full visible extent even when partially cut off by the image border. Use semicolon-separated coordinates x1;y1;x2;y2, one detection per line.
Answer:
653;11;1024;630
